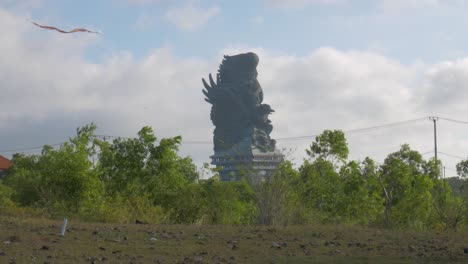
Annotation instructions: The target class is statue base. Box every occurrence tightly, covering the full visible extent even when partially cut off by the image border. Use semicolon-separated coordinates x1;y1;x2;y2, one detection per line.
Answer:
211;139;284;184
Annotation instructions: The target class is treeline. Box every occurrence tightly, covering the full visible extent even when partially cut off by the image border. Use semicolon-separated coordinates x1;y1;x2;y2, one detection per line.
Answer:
0;124;467;230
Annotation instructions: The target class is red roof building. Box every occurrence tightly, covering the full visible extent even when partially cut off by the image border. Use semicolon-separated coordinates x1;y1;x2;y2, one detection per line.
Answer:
0;155;12;177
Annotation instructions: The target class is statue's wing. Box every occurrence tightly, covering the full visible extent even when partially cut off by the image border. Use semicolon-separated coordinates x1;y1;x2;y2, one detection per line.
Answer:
202;73;235;104
202;73;251;125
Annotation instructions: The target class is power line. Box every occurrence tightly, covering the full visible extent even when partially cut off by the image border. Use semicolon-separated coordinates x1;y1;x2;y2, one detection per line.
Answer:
438;151;466;160
0;116;448;154
439;117;468;125
0;143;63;154
445;167;458;172
94;134;212;144
421;151;434;155
276;117;428;141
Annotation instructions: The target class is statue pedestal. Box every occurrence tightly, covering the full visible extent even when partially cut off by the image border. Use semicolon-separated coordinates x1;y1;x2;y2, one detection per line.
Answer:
211;147;284;184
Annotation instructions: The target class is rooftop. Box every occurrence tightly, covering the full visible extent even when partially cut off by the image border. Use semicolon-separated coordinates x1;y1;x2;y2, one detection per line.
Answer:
0;155;12;170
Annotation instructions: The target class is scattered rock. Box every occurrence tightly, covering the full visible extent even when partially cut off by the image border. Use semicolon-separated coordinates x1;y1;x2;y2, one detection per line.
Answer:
40;245;49;251
99;246;106;251
309;241;318;247
437;246;448;251
153;258;163;264
7;236;20;243
417;252;426;257
464;248;468;254
227;240;238;250
194;256;203;263
0;251;5;256
333;249;344;255
150;237;158;241
112;250;122;254
135;219;147;224
86;256;99;264
408;245;417;252
271;242;282;249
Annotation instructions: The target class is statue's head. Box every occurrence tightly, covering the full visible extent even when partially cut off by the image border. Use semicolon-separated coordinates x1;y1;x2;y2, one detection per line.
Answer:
218;52;259;84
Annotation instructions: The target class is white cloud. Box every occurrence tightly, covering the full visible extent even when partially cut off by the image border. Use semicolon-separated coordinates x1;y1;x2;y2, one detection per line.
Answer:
380;0;466;10
265;0;342;8
382;0;440;9
421;59;468;113
0;0;43;10
165;1;219;32
1;7;468;174
122;0;165;4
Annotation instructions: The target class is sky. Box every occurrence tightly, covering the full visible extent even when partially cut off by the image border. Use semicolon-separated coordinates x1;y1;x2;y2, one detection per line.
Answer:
1;0;468;177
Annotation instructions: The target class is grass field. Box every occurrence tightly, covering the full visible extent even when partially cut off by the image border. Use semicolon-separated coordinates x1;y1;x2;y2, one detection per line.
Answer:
0;216;467;263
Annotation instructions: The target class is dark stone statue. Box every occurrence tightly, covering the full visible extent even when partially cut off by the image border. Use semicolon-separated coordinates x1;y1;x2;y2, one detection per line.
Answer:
202;52;276;153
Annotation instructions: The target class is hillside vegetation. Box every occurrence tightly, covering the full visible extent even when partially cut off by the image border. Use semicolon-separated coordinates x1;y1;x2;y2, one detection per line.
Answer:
0;124;467;231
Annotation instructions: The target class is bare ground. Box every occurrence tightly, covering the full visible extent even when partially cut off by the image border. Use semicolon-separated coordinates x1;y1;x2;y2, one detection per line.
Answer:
0;216;467;264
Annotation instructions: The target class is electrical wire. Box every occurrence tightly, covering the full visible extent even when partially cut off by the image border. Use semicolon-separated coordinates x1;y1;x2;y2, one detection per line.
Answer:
0;143;63;154
276;117;428;141
438;151;466;160
0;116;447;154
439;117;468;125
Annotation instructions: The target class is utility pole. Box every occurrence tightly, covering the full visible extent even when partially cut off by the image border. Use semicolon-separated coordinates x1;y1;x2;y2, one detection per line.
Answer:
429;116;439;178
443;166;446;191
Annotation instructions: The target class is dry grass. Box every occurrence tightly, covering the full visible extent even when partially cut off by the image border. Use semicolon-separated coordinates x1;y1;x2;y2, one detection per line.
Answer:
0;216;467;263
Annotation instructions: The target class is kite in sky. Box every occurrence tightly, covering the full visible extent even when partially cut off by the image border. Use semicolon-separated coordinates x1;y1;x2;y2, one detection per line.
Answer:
31;21;101;34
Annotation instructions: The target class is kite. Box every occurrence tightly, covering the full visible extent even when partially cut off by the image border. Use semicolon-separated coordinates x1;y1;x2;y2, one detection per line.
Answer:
31;21;101;34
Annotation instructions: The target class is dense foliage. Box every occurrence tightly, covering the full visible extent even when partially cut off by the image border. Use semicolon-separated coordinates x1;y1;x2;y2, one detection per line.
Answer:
0;125;467;230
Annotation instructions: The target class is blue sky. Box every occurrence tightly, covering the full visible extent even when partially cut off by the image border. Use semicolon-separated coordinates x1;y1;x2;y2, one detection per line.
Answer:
16;0;468;62
2;0;468;175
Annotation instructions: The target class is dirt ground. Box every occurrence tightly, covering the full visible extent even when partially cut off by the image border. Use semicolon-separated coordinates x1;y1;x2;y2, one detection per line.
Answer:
0;216;467;264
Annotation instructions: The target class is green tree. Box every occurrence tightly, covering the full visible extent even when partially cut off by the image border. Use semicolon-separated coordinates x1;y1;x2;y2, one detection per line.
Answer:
431;159;468;230
306;130;348;166
299;158;343;223
456;159;468;179
200;178;256;224
95;126;199;212
338;158;384;224
300;130;350;223
255;161;304;225
5;124;103;215
379;144;433;228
